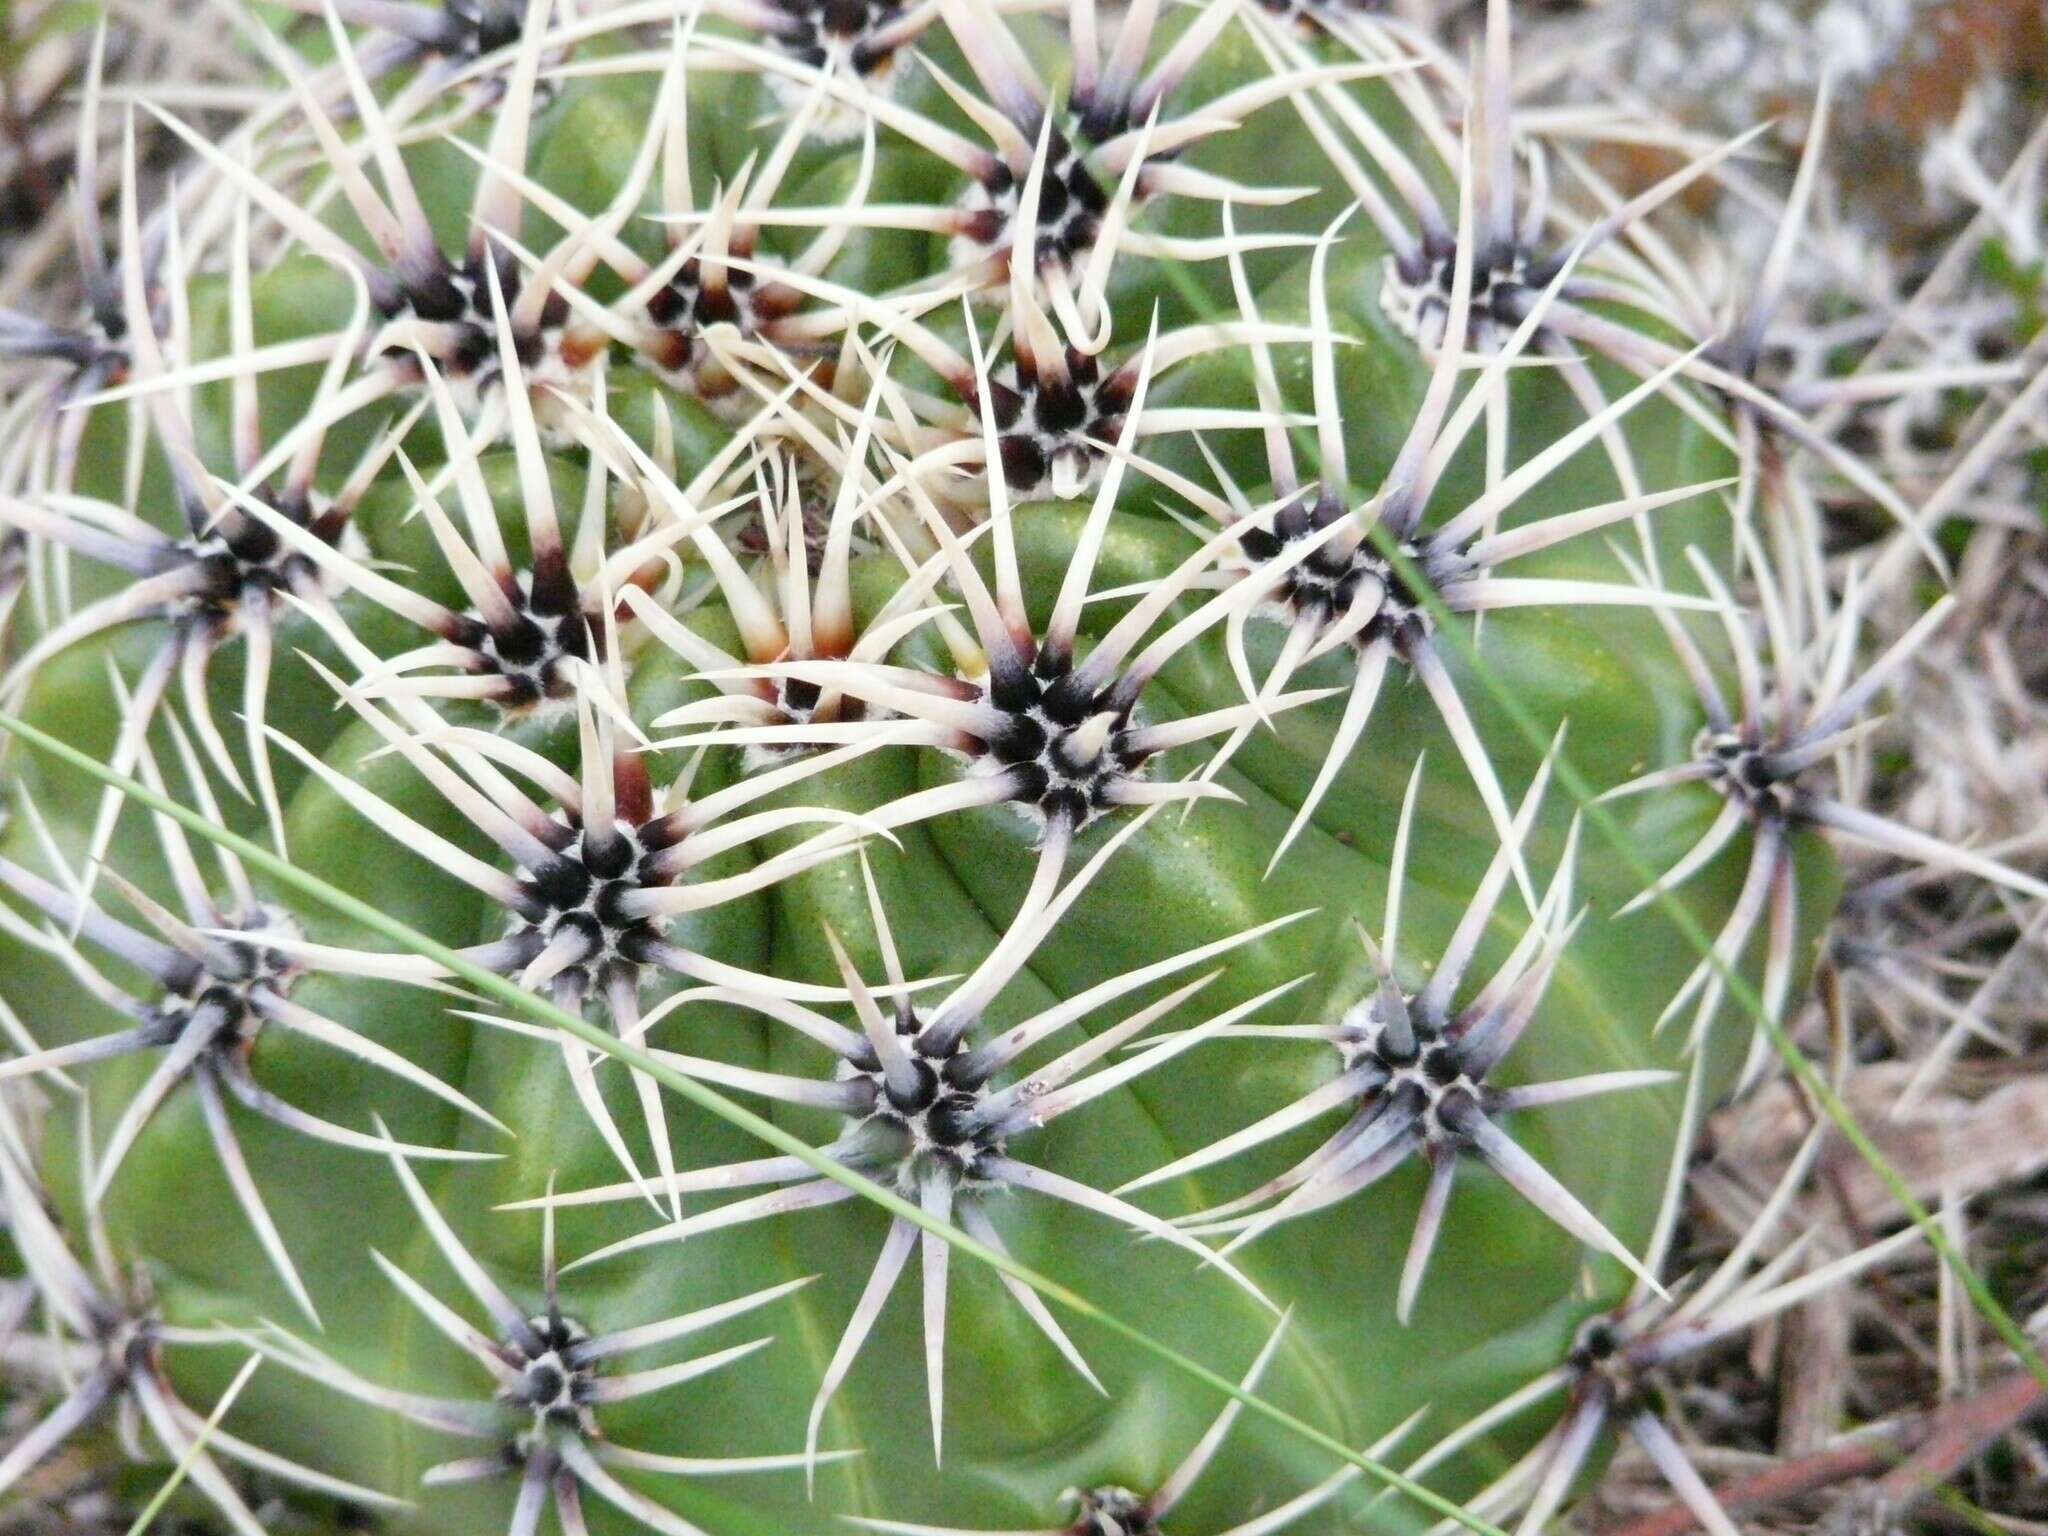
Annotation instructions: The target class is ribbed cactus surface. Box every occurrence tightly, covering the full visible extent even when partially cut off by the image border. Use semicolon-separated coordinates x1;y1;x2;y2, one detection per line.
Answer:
14;3;2010;1534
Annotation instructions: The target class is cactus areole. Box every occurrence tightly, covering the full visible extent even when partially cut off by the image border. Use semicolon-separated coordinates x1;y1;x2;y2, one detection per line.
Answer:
0;2;1849;1534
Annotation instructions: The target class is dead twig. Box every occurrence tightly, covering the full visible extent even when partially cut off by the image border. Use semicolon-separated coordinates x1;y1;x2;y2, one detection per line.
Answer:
1598;1371;2047;1536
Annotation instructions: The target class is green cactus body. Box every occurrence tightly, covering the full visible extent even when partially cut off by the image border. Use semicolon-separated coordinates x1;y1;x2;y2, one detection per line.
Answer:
0;4;1849;1535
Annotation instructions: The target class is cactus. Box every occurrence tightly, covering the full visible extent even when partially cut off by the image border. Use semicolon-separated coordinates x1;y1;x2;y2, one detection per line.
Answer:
0;3;2030;1534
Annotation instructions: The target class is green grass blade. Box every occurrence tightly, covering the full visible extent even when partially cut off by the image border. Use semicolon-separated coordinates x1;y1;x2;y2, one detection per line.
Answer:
124;1355;263;1536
